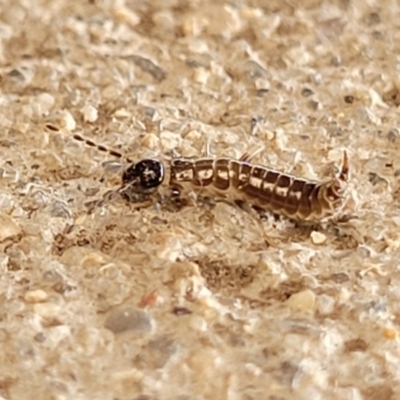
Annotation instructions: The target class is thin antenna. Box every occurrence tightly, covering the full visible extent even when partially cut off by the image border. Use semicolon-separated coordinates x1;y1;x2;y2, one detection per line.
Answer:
72;134;134;163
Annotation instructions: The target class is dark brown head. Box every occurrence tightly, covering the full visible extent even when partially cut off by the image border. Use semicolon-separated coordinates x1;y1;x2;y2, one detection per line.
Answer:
121;159;164;197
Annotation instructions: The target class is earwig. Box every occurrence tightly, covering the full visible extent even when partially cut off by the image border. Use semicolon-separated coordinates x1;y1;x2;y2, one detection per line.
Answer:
119;149;349;223
68;132;349;223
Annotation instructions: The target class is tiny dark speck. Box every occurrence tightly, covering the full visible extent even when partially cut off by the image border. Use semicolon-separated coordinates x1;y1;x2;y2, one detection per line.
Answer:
368;172;385;185
387;129;398;142
372;30;384;40
366;12;381;25
331;56;342;66
344;95;354;104
45;123;60;131
172;306;192;316
127;55;167;82
256;89;269;97
345;338;368;352
151;216;167;225
8;69;25;81
34;332;46;342
301;88;314;97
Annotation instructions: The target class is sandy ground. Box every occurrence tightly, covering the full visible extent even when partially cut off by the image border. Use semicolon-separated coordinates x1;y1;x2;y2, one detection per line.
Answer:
0;0;400;399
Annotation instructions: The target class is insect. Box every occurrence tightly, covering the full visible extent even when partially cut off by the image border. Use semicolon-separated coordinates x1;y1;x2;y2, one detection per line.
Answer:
70;133;350;223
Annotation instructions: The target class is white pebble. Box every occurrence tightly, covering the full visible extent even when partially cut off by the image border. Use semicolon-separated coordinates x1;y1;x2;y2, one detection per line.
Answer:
81;104;98;123
60;109;76;131
152;10;175;30
255;78;270;91
141;133;159;150
310;231;326;244
24;289;48;303
241;7;263;19
36;93;55;115
327;148;343;162
183;129;202;141
113;6;140;27
160;131;182;151
286;289;315;312
193;67;209;84
317;294;335;315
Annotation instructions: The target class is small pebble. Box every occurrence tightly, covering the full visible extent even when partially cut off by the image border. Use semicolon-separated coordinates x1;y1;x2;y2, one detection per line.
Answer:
141;133;159;149
183;129;202;141
193;67;209;84
24;289;48;303
310;231;326;244
366;12;381;25
181;14;207;36
254;78;270;91
160;130;181;151
344;338;368;352
286;289;316;312
152;10;175;30
307;99;323;111
60;109;76;131
81;104;98;123
383;327;398;340
113;6;140;27
241;7;263;19
387;129;398;142
33;303;61;319
317;294;335;315
142;336;179;369
36;93;55;115
34;332;46;342
301;87;314;97
104;307;153;334
344;95;354;104
0;213;21;242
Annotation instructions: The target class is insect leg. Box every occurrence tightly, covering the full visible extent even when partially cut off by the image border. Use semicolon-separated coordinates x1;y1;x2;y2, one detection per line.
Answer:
239;146;265;163
338;151;349;182
205;139;212;157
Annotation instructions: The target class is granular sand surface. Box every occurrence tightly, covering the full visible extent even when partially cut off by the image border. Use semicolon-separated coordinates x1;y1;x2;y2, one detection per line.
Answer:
0;1;400;399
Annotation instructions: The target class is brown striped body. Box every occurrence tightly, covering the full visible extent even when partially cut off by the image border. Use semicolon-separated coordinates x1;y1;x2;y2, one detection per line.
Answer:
169;154;348;222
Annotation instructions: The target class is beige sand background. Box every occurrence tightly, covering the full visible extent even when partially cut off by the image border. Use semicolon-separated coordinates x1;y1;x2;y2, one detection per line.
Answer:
0;0;400;399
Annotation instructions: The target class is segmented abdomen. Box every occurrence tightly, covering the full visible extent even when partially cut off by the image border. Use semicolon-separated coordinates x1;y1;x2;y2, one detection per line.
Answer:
170;157;344;221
